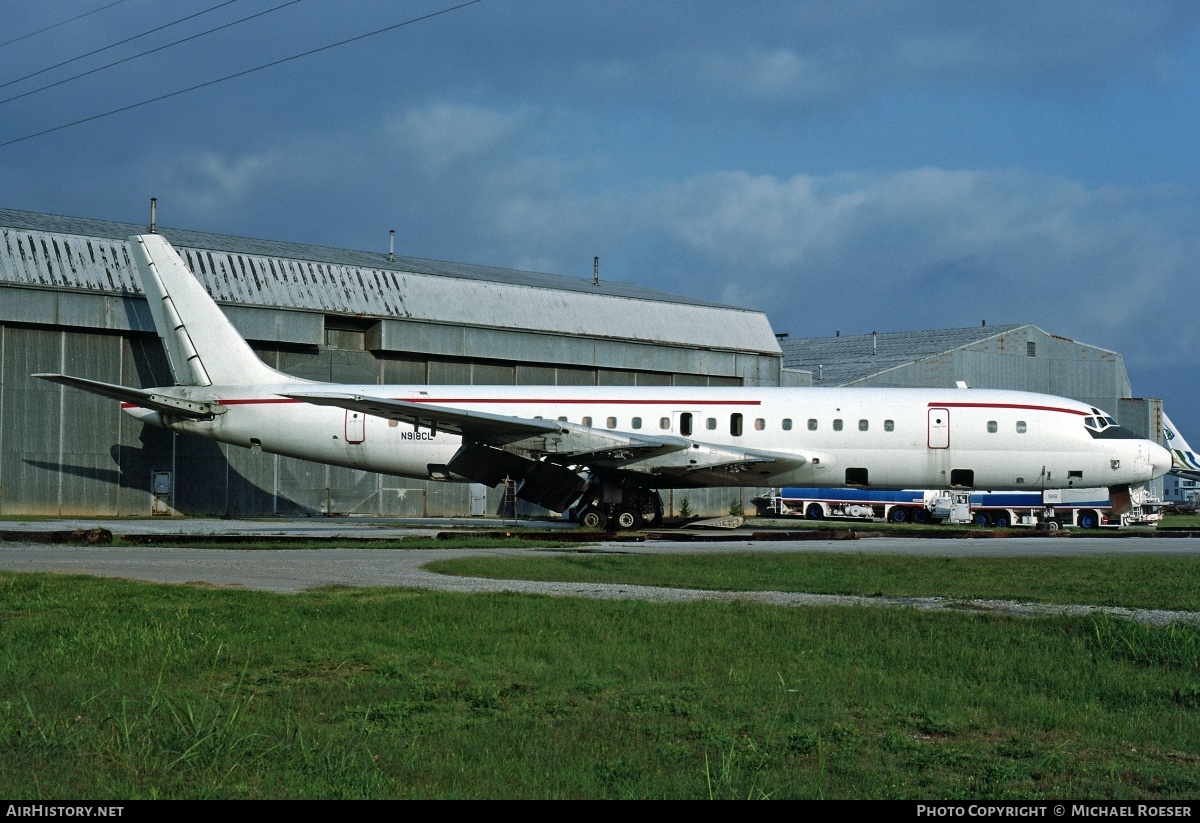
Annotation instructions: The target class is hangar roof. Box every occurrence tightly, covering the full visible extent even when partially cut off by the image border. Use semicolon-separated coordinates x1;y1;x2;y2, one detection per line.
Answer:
782;325;1034;386
0;207;780;354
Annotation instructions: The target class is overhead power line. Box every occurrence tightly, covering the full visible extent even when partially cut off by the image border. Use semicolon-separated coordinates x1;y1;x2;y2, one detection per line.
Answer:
0;0;486;149
1;0;244;92
0;0;305;107
0;0;132;51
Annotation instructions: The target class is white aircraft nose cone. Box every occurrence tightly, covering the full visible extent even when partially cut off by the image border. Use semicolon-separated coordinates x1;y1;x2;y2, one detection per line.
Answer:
1150;442;1174;479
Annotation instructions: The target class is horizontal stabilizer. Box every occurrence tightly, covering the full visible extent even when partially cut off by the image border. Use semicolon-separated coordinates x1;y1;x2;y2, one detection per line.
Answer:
33;374;224;419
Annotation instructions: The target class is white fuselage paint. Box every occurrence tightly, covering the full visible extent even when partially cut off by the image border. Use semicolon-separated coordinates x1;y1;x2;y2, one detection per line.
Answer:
124;383;1171;492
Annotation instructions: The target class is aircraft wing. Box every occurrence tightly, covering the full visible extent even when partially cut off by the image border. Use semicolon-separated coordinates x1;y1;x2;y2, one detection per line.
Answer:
282;391;564;442
33;374;224;419
284;391;808;509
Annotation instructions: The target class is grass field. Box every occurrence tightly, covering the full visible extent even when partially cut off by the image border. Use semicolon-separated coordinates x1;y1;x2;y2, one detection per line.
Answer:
3;556;1199;799
426;552;1200;611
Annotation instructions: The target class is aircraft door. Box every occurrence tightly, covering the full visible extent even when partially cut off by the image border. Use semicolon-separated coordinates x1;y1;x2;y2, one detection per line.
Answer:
345;410;366;444
673;410;700;437
928;408;949;449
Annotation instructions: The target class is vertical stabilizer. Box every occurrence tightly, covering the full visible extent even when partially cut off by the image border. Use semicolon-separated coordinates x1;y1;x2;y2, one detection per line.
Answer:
129;234;296;386
1163;412;1200;475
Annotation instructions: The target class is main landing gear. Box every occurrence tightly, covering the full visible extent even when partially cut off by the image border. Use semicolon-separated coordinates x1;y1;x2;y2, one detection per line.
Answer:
575;486;665;531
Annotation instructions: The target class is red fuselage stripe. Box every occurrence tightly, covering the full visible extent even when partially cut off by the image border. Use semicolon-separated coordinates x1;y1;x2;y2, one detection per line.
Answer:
215;397;764;407
928;402;1087;416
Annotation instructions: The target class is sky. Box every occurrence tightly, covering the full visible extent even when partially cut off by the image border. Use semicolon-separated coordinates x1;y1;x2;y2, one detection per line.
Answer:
1;0;1198;438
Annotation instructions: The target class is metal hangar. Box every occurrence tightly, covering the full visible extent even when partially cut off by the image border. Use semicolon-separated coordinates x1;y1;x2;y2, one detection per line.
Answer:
0;207;782;517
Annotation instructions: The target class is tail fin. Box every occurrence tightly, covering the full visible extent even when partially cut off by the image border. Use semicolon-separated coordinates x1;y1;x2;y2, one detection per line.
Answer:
129;234;295;386
1162;411;1200;479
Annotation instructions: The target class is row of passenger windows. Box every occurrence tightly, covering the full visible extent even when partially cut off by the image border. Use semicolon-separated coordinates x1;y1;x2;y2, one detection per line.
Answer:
539;414;1033;436
561;413;899;436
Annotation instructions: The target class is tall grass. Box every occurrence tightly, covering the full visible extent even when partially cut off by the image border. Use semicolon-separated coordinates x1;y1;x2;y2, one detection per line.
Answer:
2;570;1198;799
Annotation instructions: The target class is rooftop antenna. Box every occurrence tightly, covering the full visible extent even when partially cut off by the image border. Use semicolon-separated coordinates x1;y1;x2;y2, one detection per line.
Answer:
593;256;599;287
149;197;157;233
388;230;395;262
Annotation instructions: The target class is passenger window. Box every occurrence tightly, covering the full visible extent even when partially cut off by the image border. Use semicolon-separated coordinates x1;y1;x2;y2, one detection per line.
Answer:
987;421;998;433
858;419;868;431
631;417;642;430
558;416;567;422
884;419;894;432
730;413;743;437
606;416;617;429
582;416;592;427
706;417;717;430
660;417;670;430
833;419;843;431
754;418;765;431
782;418;792;431
1016;421;1027;433
807;419;818;431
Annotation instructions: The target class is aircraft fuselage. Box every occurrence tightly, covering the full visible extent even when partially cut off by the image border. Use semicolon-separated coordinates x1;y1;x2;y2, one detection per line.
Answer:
125;383;1170;493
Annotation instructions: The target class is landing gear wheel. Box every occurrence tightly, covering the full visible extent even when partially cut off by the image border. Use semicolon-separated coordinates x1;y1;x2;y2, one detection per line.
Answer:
613;507;640;531
578;506;608;530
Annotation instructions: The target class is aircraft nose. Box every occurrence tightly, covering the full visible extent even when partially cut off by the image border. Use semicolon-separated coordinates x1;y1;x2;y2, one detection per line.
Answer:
1149;442;1173;479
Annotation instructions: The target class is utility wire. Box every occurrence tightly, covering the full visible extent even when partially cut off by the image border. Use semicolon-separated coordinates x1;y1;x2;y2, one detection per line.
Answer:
0;0;486;149
0;0;304;106
0;0;132;50
1;0;244;92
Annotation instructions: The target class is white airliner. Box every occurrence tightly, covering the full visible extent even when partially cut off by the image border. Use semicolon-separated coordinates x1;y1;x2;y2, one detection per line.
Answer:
35;234;1172;529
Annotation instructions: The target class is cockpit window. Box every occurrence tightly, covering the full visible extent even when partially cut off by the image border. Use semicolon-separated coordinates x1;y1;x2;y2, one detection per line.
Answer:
1084;409;1120;433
